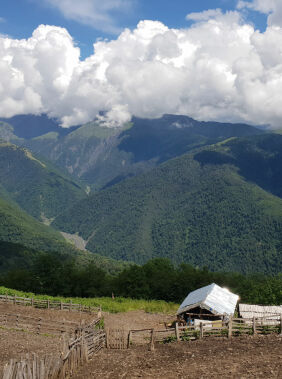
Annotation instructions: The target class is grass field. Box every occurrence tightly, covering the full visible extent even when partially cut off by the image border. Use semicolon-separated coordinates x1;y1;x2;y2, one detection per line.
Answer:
0;287;178;314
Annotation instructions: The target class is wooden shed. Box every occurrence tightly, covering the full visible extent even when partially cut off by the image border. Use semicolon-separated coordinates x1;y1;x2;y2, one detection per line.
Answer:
177;283;239;324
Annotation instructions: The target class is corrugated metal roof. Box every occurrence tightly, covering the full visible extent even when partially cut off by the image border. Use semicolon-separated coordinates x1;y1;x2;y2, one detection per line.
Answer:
177;283;239;316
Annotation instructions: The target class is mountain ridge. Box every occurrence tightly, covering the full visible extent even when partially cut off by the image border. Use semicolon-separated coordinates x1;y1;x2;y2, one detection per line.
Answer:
52;133;282;274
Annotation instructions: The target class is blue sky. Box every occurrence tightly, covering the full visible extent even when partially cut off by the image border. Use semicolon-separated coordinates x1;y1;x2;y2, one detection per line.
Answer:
0;0;267;59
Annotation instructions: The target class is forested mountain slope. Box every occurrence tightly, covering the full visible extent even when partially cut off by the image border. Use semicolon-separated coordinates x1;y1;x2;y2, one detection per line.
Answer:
0;191;68;252
0;114;263;191
53;134;282;274
0;190;129;274
0;141;86;221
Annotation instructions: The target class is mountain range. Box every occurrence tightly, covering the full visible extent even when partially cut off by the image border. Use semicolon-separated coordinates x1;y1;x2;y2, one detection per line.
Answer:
0;114;262;191
0;113;281;274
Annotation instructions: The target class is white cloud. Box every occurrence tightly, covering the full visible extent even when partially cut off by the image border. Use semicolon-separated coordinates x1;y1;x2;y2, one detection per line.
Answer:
1;13;282;128
42;0;134;34
237;0;282;27
186;9;223;22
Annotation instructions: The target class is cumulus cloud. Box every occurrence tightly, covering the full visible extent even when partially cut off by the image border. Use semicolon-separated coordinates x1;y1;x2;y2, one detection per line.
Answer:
186;9;223;22
1;12;282;128
42;0;134;34
237;0;282;27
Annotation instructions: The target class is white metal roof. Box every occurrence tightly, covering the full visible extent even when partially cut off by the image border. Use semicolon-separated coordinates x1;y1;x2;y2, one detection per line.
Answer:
177;283;239;316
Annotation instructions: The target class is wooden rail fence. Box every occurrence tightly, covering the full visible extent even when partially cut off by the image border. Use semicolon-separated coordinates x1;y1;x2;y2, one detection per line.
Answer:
0;312;79;336
2;318;105;379
0;294;101;315
111;313;282;350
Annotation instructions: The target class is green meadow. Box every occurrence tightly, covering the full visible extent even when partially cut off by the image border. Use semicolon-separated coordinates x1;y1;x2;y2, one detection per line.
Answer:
0;286;178;314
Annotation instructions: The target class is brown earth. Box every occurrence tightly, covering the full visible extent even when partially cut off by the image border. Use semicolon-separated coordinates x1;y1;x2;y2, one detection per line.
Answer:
0;328;62;373
0;302;94;372
103;310;175;331
0;303;94;324
1;306;281;378
73;335;282;379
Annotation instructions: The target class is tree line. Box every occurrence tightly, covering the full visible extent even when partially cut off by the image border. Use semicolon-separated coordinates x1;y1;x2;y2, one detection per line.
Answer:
0;254;281;305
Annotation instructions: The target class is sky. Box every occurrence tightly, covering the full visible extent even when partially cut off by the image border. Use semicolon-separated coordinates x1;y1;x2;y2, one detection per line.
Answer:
0;0;282;128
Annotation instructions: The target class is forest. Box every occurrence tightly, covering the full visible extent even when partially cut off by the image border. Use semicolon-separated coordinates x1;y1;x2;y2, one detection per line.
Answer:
1;253;281;306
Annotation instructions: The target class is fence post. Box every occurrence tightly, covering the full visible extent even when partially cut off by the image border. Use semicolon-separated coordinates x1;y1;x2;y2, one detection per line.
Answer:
127;331;132;349
37;318;42;334
47;300;50;309
175;322;180;342
253;317;257;335
70;300;72;312
149;329;155;351
199;322;204;339
228;316;233;339
31;298;34;307
98;306;102;319
14;295;16;305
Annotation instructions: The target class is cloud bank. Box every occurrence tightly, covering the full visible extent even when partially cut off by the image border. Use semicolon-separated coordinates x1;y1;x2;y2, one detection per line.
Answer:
1;8;282;128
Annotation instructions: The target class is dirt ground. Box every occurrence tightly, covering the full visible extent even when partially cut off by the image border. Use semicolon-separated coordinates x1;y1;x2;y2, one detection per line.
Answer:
0;303;94;324
0;328;62;372
103;310;174;331
0;302;95;372
1;306;281;378
73;334;282;379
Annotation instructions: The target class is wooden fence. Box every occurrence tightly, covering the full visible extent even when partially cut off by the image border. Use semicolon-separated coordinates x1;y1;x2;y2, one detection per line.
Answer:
2;319;105;379
0;294;101;315
121;314;282;350
0;312;79;336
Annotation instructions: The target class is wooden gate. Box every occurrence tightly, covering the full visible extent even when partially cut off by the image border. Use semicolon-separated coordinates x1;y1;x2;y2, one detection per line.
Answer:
106;329;128;349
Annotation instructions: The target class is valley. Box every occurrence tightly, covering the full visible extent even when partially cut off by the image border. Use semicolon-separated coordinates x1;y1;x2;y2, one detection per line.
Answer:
0;114;281;275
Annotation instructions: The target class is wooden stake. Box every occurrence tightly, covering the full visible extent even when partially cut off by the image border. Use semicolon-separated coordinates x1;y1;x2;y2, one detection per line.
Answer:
253;316;257;335
228;316;232;339
175;322;180;342
127;330;132;349
199;322;203;339
149;329;155;351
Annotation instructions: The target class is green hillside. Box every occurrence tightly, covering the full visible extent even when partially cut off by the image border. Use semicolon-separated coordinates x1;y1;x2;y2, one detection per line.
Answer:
53;134;282;274
0;190;128;274
0;192;68;251
1;114;262;191
0;141;86;221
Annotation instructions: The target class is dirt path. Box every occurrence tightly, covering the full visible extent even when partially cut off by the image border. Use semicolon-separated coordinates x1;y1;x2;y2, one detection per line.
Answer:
73;335;282;378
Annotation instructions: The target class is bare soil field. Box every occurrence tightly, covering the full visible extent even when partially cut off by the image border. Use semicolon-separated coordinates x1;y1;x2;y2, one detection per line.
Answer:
0;302;94;372
73;335;282;379
0;303;94;324
0;328;61;373
103;310;175;330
